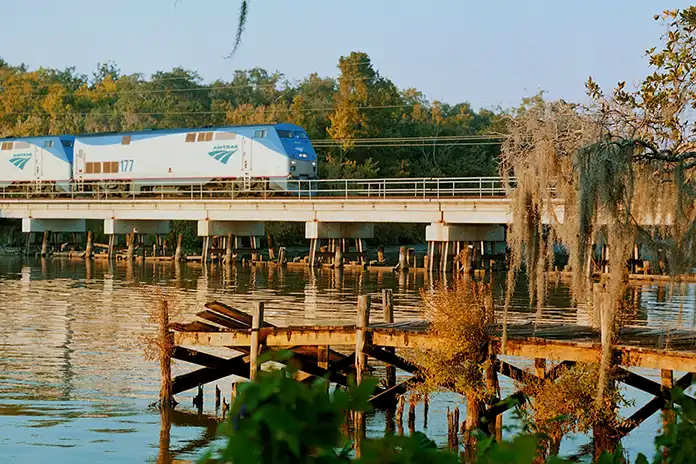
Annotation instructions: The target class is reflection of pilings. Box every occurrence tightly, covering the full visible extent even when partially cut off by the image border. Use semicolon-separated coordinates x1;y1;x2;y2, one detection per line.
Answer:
156;406;172;464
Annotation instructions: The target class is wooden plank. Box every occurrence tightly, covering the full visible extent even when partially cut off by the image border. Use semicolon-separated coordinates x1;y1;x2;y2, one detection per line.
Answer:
196;310;249;330
169;321;221;333
205;301;259;327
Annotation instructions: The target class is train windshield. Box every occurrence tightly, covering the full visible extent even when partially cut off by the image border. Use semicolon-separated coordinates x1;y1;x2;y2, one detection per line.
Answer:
277;129;309;139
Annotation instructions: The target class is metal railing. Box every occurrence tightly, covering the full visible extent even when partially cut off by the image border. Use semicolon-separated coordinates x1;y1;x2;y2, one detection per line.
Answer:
0;177;515;201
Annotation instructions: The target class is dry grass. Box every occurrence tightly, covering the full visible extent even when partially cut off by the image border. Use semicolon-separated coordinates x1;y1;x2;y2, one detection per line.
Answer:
520;363;626;456
413;281;496;401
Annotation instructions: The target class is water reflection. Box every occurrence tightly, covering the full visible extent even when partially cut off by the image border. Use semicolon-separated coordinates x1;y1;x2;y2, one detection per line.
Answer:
1;258;695;461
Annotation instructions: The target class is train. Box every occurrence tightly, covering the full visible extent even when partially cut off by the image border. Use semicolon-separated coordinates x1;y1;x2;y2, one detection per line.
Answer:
0;123;318;196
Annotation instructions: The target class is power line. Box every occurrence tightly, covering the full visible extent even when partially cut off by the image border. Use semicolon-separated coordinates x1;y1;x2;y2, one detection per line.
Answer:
1;102;465;117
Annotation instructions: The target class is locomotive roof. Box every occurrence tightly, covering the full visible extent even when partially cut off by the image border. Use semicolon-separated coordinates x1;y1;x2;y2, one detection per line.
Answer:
0;123;306;141
73;123;306;138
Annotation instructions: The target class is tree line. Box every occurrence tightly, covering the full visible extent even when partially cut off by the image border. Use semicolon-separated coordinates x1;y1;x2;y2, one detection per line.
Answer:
0;51;504;180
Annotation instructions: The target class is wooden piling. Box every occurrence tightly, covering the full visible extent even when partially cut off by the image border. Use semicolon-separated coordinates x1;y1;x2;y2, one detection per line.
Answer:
661;369;675;433
174;234;183;261
215;385;221;410
85;231;93;259
278;247;286;265
382;289;396;392
354;294;371;457
334;244;344;268
396;395;405;435
398;246;409;271
158;297;173;407
127;233;135;260
355;295;371;384
41;230;49;257
408;394;416;434
423;393;429;429
249;302;265;381
225;233;233;263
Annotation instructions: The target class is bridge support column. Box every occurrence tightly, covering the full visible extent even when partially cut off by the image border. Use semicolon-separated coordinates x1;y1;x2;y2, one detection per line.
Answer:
425;224;505;273
197;220;265;263
305;222;374;268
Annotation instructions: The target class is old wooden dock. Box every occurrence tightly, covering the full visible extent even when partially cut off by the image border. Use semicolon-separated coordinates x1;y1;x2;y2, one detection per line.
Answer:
166;291;696;441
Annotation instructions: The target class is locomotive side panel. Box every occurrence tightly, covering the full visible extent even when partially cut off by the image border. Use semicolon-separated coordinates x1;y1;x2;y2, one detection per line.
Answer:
74;127;294;187
0;137;73;190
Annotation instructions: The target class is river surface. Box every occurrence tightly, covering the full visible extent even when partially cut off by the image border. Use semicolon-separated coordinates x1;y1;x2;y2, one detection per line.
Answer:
0;257;694;462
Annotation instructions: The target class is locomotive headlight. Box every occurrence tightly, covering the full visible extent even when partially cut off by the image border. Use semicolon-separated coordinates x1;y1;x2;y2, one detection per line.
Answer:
312;162;316;166
291;160;296;165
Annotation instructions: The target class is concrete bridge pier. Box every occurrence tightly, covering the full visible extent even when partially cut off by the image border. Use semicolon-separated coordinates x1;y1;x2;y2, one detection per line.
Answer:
197;220;265;264
425;223;505;273
22;219;87;257
104;219;171;260
305;222;374;268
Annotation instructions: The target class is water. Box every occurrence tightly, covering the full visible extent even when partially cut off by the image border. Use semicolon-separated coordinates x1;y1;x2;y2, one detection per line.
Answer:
0;258;694;462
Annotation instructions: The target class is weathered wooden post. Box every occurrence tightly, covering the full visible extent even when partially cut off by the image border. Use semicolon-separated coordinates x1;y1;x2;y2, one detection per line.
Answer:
382;289;396;392
41;231;49;257
408;394;417;434
225;233;233;263
334;243;344;268
278;247;286;266
85;231;93;259
249;302;265;381
661;369;675;436
127;233;135;260
396;395;405;435
174;233;183;262
354;294;371;457
215;385;221;411
158;298;173;407
398;246;409;271
267;234;275;261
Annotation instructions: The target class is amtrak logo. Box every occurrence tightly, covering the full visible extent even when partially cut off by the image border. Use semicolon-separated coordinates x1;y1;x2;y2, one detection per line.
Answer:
208;146;238;164
9;153;31;170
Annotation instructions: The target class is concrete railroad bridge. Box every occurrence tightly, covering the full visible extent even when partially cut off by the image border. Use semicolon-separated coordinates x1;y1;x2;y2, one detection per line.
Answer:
0;177;558;270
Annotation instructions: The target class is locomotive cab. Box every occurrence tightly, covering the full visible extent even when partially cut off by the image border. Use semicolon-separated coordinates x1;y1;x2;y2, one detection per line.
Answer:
276;126;318;180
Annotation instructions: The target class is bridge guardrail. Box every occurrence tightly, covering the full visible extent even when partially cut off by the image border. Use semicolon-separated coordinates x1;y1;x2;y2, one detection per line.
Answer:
0;177;516;201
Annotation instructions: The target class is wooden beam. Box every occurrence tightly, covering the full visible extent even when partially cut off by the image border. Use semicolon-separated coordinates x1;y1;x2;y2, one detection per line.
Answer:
617;372;694;437
172;356;250;394
172;347;246;369
366;346;420;374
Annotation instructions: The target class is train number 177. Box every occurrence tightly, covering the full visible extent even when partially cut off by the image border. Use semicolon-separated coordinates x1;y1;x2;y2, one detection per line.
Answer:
120;159;134;172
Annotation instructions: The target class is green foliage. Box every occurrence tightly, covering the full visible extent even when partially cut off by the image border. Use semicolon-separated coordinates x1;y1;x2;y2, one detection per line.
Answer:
197;351;696;463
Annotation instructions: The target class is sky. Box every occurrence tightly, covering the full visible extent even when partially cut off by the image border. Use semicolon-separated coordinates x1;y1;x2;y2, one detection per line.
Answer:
2;0;695;110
